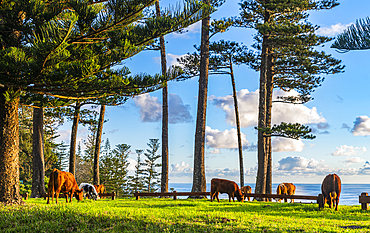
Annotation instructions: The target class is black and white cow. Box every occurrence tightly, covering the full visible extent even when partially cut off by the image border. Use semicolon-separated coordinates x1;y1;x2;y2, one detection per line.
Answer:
79;183;100;200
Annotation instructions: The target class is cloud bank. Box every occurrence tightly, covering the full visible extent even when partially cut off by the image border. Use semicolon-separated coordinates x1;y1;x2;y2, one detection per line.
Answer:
211;89;326;128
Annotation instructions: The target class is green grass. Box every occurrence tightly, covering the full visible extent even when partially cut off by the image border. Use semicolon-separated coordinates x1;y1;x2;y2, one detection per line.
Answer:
1;197;370;232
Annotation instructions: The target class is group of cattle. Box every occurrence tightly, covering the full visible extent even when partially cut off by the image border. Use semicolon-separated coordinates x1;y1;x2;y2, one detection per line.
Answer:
210;173;341;211
46;168;106;204
46;168;341;211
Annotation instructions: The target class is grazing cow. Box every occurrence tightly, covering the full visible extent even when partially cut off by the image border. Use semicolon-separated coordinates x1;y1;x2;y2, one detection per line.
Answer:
210;178;244;202
94;184;106;199
47;168;83;204
241;186;252;201
320;173;341;211
79;183;100;200
276;183;296;203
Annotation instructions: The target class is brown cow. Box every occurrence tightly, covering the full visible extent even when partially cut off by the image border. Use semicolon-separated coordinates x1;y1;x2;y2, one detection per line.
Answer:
320;173;341;211
210;178;244;202
94;184;106;199
47;168;83;204
276;183;296;203
241;186;252;201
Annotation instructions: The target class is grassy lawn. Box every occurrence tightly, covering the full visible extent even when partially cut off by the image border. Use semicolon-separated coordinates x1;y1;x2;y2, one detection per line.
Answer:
0;197;370;232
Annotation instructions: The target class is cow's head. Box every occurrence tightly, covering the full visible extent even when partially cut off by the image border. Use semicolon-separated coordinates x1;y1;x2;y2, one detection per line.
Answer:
236;189;244;202
75;189;84;201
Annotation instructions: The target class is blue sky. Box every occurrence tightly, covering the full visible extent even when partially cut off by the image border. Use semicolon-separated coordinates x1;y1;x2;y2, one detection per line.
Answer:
57;0;370;184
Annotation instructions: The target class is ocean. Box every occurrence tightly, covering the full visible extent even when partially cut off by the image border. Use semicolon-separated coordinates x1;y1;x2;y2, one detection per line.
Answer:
168;183;370;206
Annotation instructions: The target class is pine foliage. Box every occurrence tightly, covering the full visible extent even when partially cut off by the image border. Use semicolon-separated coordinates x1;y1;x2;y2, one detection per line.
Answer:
127;149;145;195
142;139;161;193
100;143;130;197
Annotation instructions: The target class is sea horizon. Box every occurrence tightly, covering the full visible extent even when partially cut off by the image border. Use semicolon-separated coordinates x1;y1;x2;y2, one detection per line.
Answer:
167;183;370;206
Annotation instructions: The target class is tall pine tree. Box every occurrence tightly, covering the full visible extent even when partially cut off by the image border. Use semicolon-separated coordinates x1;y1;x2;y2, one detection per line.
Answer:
236;0;344;196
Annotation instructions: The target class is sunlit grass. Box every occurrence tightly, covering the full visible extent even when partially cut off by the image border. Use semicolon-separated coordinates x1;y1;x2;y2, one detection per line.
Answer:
0;197;370;232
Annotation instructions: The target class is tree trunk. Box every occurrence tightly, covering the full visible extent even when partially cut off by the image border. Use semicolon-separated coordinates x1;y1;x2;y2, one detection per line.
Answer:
265;52;274;197
0;87;23;205
191;0;210;194
230;62;244;187
31;107;46;198
156;0;169;194
255;37;269;198
93;105;105;185
69;103;81;175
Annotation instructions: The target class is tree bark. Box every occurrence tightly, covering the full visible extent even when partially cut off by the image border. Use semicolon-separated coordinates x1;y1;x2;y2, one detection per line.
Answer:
265;52;274;197
255;37;269;198
156;0;169;194
31;107;46;198
69;103;81;175
230;62;244;187
93;105;105;185
255;2;271;199
0;87;23;205
191;0;210;194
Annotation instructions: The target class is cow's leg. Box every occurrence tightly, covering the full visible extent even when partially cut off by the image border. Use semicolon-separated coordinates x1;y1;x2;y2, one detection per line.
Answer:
210;192;214;202
216;192;220;203
55;191;60;204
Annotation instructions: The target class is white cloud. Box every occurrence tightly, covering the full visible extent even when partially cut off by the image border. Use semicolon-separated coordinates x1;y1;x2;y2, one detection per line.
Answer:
352;116;370;136
170;162;193;177
133;94;162;122
317;23;353;36
133;93;192;124
212;89;326;128
344;157;365;165
331;145;367;156
272;137;305;152
277;156;320;171
211;89;259;128
209;149;221;154
205;126;249;149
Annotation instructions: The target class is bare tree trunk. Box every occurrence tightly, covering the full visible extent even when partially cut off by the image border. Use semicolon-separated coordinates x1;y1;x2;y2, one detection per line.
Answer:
0;87;23;205
265;53;274;197
31;107;46;198
156;0;169;194
191;0;210;194
255;2;271;199
230;62;244;187
93;105;105;185
69;103;81;175
255;37;269;198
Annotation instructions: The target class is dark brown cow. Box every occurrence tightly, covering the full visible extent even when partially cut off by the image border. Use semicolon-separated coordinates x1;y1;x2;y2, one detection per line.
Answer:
47;168;83;204
94;184;106;199
320;173;341;211
241;186;252;201
276;183;296;203
210;178;244;202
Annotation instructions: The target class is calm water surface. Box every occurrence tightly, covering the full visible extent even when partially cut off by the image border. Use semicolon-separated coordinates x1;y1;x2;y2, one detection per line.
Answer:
169;183;370;206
